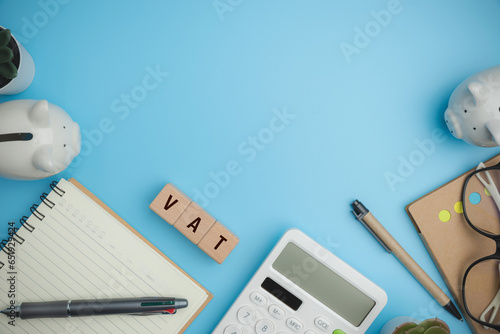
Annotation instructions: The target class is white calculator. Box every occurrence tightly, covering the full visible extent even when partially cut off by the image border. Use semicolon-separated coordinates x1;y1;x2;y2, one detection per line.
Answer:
212;229;387;334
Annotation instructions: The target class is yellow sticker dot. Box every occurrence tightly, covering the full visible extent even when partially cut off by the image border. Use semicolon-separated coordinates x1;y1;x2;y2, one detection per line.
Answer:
485;188;491;196
454;201;463;214
439;210;451;222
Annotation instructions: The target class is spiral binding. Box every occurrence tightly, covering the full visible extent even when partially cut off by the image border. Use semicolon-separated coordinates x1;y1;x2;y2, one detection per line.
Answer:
50;180;65;196
20;216;35;233
0;181;66;269
40;192;55;209
30;204;45;221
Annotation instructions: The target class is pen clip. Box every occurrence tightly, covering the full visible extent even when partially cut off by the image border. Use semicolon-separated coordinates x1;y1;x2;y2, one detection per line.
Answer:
353;212;392;254
129;309;176;316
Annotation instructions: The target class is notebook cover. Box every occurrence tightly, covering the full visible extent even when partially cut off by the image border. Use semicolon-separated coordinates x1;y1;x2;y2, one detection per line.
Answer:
405;155;500;334
69;178;213;333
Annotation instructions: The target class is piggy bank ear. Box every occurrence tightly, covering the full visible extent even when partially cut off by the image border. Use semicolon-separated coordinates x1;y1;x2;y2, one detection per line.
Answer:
32;145;56;174
468;82;490;106
28;100;50;127
486;120;500;146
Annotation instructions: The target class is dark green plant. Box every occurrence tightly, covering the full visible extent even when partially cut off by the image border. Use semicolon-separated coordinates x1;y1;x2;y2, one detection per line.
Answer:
0;29;17;80
393;318;450;334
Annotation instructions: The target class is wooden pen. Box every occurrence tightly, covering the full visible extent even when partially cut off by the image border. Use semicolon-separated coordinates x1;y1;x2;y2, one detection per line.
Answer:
351;200;463;321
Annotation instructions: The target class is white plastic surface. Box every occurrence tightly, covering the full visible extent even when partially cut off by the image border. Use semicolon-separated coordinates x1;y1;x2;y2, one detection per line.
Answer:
0;27;35;95
444;65;500;147
211;229;387;334
0;99;81;180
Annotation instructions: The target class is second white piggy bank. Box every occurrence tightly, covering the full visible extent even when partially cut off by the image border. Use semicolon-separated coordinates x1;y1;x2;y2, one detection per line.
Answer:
0;99;81;180
445;65;500;147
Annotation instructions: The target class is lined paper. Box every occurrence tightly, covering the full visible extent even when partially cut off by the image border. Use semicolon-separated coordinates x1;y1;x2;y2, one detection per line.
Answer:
0;179;210;334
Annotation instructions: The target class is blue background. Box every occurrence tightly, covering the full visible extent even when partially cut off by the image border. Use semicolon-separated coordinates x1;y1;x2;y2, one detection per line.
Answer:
1;1;500;333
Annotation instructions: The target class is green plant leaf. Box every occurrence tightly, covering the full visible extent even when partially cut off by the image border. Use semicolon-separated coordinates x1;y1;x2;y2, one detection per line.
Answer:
406;326;425;334
393;322;418;334
423;326;450;334
0;29;12;47
0;61;18;79
418;318;450;333
0;46;13;62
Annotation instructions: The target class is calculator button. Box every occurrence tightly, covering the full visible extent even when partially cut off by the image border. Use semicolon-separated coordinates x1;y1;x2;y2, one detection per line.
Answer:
305;331;317;334
250;291;267;306
286;317;303;332
255;319;274;334
224;324;243;334
315;317;332;332
268;304;285;319
237;306;256;324
333;330;346;334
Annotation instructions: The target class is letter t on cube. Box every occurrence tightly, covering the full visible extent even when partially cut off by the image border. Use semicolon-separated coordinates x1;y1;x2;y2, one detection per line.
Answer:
198;221;239;264
149;184;191;225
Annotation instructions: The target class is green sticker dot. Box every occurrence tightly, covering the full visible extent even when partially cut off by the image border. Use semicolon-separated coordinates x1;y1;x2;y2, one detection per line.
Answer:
454;201;463;214
485;188;491;196
439;210;451;222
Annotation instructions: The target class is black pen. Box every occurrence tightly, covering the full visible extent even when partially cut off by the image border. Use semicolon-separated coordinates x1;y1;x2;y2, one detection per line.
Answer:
1;297;188;320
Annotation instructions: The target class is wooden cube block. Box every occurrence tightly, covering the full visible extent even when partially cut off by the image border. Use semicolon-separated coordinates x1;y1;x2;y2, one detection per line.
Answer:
150;183;191;225
198;221;239;264
174;202;216;244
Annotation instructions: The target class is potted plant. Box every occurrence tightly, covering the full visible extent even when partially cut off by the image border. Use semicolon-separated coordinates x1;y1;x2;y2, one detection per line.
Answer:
381;317;450;334
0;27;35;95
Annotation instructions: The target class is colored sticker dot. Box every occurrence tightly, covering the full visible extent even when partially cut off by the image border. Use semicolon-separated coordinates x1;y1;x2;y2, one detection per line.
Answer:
469;192;481;205
454;201;463;214
485;188;491;196
439;210;451;222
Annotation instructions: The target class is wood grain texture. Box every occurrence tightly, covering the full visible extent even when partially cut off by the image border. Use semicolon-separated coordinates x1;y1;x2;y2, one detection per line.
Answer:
174;202;216;244
149;183;191;225
198;221;239;264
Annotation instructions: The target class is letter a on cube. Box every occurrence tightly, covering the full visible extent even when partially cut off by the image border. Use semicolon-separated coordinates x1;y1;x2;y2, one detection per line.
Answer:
174;202;216;244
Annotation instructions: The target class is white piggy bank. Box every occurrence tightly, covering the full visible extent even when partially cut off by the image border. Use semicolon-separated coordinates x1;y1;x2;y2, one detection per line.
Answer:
445;65;500;147
0;99;81;180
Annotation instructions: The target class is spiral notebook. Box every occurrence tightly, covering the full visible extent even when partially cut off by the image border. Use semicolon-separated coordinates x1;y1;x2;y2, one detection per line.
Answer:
0;178;212;334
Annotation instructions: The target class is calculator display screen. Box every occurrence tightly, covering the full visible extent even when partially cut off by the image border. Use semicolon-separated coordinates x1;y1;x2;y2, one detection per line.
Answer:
272;242;376;327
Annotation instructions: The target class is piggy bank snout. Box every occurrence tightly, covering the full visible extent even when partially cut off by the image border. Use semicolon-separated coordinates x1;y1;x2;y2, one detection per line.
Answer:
445;108;463;139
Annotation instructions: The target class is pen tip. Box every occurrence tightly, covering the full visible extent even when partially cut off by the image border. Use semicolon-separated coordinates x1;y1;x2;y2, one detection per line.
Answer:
1;307;19;317
443;300;462;321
